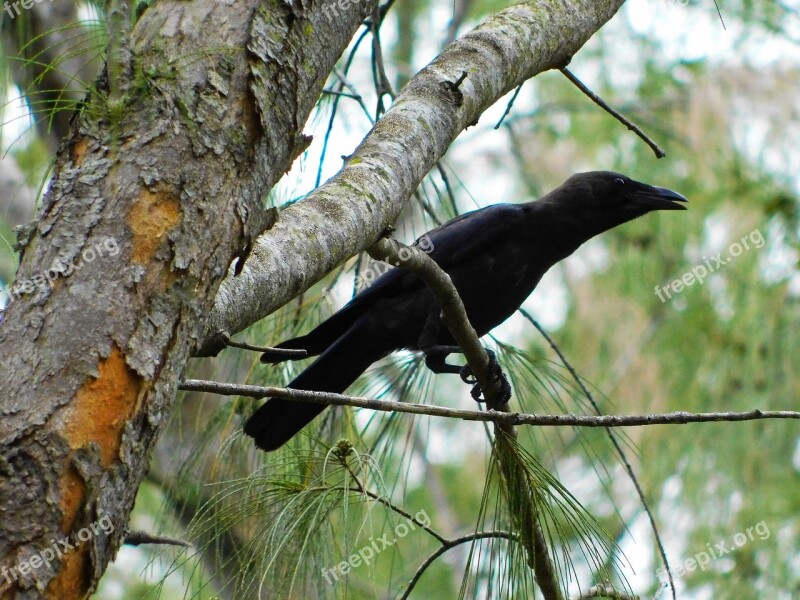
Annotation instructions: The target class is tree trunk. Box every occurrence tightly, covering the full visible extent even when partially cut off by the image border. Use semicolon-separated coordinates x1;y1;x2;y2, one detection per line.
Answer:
0;0;376;596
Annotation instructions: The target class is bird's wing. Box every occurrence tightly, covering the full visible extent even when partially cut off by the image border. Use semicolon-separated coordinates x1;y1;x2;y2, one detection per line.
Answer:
280;204;523;353
341;203;522;304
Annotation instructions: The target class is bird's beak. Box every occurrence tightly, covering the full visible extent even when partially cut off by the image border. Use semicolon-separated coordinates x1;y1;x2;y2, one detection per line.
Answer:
634;185;689;211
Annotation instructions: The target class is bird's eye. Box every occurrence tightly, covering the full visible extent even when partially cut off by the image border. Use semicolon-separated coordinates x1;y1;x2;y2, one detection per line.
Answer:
613;178;625;186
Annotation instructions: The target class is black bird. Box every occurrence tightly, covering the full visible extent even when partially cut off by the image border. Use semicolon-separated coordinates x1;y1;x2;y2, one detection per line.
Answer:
244;171;687;451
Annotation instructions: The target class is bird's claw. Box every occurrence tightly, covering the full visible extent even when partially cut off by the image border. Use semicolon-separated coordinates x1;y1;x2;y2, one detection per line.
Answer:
459;365;477;385
459;349;511;405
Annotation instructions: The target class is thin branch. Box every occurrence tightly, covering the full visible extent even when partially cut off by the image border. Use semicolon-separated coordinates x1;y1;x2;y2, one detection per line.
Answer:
178;380;800;428
712;1;726;30
369;4;395;117
495;83;524;129
520;309;676;600
331;66;375;123
213;331;307;358
412;189;444;226
315;27;372;188
335;447;516;600
123;531;192;547
400;531;518;600
434;162;459;216
559;67;666;159
445;0;472;44
366;237;509;409
322;89;362;100
339;458;448;545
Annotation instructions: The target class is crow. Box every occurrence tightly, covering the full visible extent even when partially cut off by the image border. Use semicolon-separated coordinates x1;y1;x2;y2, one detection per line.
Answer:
244;171;687;451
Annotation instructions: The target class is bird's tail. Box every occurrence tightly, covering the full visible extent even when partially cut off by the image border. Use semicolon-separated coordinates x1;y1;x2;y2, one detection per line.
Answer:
244;320;387;451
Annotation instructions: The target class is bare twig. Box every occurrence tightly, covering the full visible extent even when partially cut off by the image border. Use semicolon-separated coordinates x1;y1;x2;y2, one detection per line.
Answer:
366;237;509;409
179;379;800;427
214;331;307;358
369;4;395;117
124;531;192;547
330;66;375;123
495;83;524;129
322;89;362;100
712;1;726;30
339;456;448;544
400;531;518;600
334;442;517;600
434;162;459;216
559;67;665;158
445;0;472;44
315;27;372;188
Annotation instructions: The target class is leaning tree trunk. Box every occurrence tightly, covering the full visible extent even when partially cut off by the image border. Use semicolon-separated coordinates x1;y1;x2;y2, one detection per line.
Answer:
0;0;624;597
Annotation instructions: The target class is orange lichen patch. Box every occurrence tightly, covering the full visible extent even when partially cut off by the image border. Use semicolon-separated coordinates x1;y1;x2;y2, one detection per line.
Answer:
71;138;89;167
60;345;142;468
45;544;89;600
128;187;181;265
58;466;86;531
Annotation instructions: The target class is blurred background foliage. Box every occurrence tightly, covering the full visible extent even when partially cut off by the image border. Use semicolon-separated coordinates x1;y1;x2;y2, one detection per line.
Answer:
1;0;798;598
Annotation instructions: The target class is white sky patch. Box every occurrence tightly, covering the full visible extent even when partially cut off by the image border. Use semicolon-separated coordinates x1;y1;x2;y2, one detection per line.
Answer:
614;471;695;597
625;0;798;66
793;437;800;472
1;87;34;154
761;217;800;290
517;268;569;332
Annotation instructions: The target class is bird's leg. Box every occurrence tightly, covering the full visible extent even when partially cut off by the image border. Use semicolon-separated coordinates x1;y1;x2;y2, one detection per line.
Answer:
459;348;512;405
421;345;463;374
422;345;511;405
418;313;463;374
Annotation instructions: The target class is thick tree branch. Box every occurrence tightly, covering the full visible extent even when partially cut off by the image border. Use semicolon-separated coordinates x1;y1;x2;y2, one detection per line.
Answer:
197;0;628;355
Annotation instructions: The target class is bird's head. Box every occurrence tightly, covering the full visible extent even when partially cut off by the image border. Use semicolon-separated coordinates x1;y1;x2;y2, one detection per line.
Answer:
541;171;687;236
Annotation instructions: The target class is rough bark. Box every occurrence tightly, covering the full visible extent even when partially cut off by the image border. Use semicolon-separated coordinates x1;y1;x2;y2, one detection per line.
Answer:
0;0;376;597
198;0;627;356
